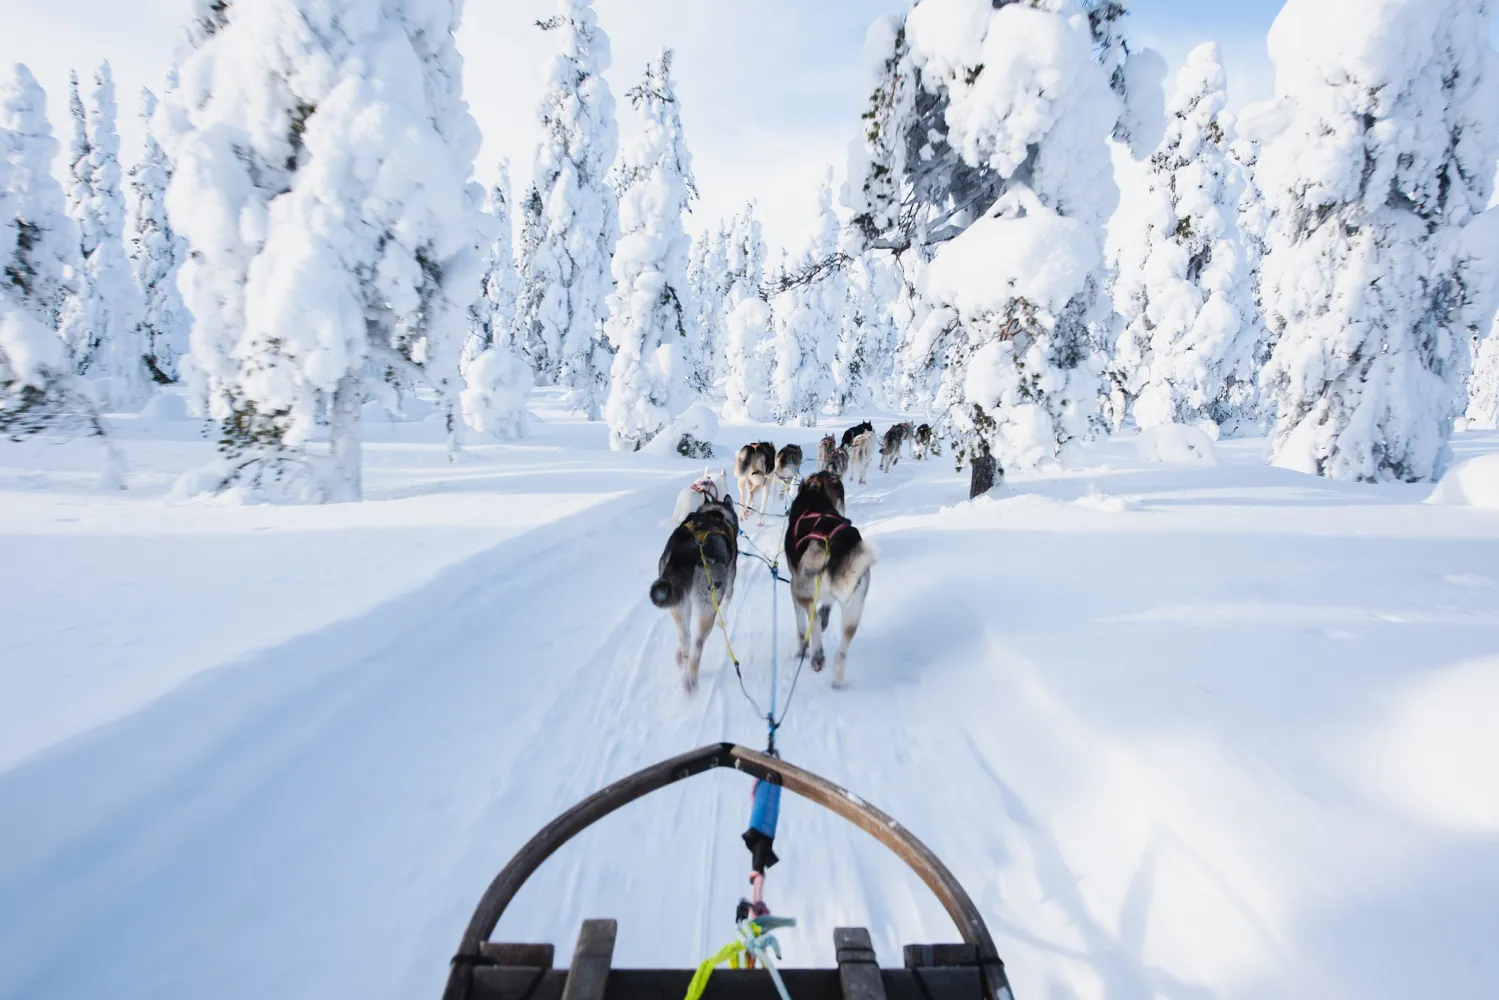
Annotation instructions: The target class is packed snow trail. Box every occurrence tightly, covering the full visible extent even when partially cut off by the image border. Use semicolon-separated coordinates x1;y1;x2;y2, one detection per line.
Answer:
2;407;1499;1000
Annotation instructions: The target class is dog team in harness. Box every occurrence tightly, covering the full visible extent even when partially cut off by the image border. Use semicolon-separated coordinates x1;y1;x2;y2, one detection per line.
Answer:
652;419;923;695
443;419;1014;1000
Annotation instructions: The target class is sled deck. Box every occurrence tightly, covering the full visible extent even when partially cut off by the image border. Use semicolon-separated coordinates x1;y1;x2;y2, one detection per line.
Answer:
442;743;1016;1000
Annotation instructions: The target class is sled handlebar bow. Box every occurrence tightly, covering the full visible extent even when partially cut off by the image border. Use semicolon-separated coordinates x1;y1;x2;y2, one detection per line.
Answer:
443;743;1013;1000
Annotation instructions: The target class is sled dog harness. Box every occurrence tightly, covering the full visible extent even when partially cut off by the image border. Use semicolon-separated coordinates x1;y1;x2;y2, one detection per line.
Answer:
790;510;851;556
689;477;720;502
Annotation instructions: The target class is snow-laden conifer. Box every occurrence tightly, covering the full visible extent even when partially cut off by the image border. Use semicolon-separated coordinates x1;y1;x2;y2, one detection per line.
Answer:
603;51;697;451
1256;0;1499;481
162;0;492;500
531;0;618;419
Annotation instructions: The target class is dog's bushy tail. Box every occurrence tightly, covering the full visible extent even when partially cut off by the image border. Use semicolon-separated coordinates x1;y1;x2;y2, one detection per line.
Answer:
649;578;678;607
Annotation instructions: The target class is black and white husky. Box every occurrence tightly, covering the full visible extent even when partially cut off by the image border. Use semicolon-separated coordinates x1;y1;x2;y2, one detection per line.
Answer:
913;424;933;460
650;497;740;693
784;475;876;688
735;442;776;526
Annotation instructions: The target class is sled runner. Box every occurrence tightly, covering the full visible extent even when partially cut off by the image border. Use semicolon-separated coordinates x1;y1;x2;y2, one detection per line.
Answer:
443;743;1015;1000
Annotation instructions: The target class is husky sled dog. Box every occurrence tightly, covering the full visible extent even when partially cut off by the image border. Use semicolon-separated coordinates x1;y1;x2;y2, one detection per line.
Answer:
800;469;846;515
650;497;739;692
672;468;730;526
735;442;776;525
817;434;837;469
823;443;850;481
880;422;912;473
774;444;803;499
784;477;876;687
847;430;876;485
913;423;933;460
841;420;875;450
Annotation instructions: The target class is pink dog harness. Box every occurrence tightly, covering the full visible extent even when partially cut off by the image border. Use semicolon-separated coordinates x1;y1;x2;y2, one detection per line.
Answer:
690;477;720;503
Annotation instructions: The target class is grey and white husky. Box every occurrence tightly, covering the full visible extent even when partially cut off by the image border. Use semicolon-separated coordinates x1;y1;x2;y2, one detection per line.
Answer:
650;496;740;693
784;475;876;688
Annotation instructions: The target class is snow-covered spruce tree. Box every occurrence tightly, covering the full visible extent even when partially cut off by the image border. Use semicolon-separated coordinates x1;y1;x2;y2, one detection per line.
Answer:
58;63;146;405
1256;0;1499;482
128;87;190;384
603;50;697;451
1469;313;1499;428
721;204;773;422
845;0;1164;476
467;161;521;363
1;65;121;478
845;2;1143;473
161;0;492;501
1228;114;1275;432
59;73;91;368
461;159;532;439
770;174;843;426
515;181;550;378
531;0;619;419
1;65;75;332
1109;43;1261;434
686;222;729;394
833;250;901;415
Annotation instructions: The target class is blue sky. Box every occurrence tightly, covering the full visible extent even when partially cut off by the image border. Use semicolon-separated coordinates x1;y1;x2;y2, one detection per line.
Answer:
0;0;1291;248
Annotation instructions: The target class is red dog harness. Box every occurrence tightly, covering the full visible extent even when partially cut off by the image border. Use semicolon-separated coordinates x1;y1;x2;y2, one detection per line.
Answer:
690;477;720;503
791;510;851;555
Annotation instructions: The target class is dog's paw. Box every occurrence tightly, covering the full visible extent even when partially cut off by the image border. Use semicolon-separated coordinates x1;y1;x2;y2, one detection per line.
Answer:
683;673;698;694
811;650;826;672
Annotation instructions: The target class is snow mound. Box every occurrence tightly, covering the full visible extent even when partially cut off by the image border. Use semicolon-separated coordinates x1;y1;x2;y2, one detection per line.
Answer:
641;404;719;458
1137;424;1218;467
1075;484;1138;513
140;391;194;422
362;397;437;424
1426;454;1499;510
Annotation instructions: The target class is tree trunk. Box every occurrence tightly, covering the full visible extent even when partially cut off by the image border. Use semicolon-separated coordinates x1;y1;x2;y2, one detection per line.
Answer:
969;447;999;499
329;374;363;502
444;383;464;463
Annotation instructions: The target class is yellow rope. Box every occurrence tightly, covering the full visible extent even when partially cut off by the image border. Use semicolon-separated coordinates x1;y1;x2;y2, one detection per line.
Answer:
684;938;746;1000
801;541;826;648
694;528;740;667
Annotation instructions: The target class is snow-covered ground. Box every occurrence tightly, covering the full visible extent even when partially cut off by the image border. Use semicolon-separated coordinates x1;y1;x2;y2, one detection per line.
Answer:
2;394;1497;1000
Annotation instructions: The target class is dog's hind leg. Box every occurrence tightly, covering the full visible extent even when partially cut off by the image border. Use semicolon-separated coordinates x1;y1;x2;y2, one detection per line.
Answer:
670;605;689;668
831;570;871;689
796;593;826;672
684;599;716;693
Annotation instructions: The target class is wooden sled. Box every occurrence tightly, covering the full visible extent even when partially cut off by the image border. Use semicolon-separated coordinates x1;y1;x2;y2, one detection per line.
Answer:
442;743;1015;1000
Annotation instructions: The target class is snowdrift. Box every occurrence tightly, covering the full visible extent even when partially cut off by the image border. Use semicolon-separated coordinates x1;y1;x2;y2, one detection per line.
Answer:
1135;423;1218;466
1427;453;1499;510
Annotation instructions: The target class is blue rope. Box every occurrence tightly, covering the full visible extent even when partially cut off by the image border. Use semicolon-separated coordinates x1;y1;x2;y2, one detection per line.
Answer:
735;522;812;753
